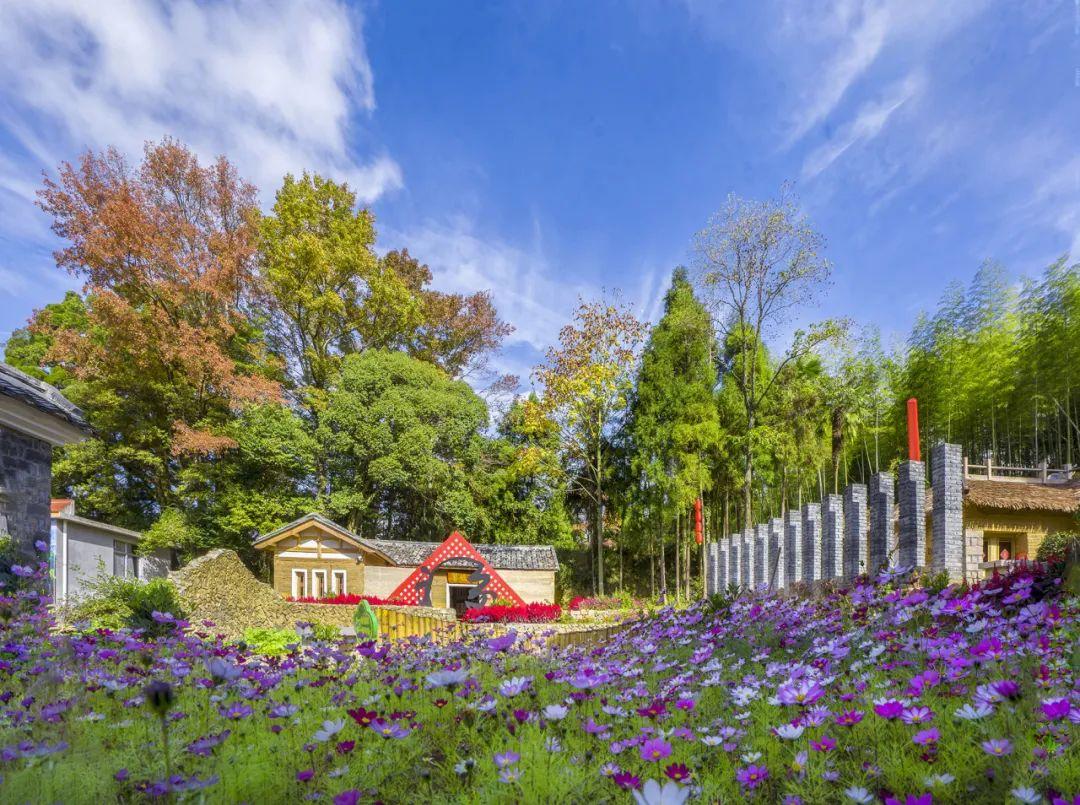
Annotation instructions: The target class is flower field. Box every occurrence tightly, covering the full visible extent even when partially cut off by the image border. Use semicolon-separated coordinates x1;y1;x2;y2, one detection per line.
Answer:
1;545;1078;804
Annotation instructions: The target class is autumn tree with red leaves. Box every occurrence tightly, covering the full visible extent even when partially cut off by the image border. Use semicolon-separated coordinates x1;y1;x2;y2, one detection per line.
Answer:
33;139;281;528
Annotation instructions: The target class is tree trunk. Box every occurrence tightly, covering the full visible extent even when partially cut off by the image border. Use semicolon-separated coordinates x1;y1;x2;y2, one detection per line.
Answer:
743;410;755;529
674;511;681;602
658;514;667;600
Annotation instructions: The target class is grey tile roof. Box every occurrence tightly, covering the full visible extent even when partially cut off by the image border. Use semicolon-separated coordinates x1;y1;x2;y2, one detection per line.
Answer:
368;539;559;572
0;362;89;431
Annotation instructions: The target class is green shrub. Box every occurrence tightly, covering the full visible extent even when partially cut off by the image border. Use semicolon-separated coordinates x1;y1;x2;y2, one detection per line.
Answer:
241;627;298;656
310;622;340;642
70;572;185;637
1036;530;1080;563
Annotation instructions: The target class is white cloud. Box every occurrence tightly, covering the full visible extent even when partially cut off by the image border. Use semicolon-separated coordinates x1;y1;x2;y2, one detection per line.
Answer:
0;0;401;210
800;72;923;180
388;217;665;388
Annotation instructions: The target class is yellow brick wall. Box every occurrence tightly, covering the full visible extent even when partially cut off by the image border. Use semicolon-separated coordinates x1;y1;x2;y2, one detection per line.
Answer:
272;554;365;597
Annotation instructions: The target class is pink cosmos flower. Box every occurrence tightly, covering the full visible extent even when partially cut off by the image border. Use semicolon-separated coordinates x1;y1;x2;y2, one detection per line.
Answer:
664;763;691;782
810;735;836;752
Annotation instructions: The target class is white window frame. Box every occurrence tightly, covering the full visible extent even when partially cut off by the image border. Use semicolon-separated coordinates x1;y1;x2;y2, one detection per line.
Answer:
291;568;307;598
332;569;347;595
446;583;474;609
113;540;137;579
311;569;328;598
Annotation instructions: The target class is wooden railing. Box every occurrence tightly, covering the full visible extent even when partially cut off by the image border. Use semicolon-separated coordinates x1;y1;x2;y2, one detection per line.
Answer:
964;455;1075;483
362;607;634;649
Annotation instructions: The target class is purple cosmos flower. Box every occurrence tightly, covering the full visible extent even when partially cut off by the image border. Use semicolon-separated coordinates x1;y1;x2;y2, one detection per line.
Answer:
333;791;361;805
736;764;769;789
900;706;934;725
835;710;864;727
369;719;411;739
912;728;940;746
494;751;520;769
1041;698;1071;721
614;770;642;790
296;769;314;783
981;739;1013;757
810;735;837;752
640;738;673;762
777;679;825;707
664;763;691;782
874;700;905;720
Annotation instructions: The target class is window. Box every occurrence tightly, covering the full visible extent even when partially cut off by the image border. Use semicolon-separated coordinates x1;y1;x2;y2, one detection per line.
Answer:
332;569;347;595
292;569;307;598
113;541;136;578
312;569;328;598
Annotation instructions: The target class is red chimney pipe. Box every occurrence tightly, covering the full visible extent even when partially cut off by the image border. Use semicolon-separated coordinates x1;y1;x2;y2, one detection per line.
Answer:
907;398;921;462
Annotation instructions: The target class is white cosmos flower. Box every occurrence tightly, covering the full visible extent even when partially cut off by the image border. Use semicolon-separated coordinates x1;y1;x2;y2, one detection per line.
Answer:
1011;787;1041;804
775;723;805;740
844;788;874;804
955;702;994;720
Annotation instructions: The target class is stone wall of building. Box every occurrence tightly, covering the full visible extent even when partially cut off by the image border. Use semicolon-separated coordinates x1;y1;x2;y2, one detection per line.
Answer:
0;424;52;554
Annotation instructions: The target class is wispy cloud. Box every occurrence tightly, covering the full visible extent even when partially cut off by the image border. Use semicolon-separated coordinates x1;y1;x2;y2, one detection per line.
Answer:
0;0;401;212
800;72;923;180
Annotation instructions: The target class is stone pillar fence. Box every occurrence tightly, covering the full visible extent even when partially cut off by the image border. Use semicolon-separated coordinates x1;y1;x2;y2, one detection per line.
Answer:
703;441;968;597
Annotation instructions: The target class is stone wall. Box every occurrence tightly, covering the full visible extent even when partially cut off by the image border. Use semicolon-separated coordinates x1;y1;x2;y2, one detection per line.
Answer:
0;424;52;554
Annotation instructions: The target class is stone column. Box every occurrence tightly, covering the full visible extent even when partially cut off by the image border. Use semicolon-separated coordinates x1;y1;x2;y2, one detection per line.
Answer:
843;483;868;580
897;460;926;569
963;527;983;583
822;494;844;580
931;443;964;580
802;503;822;582
704;542;716;595
785;509;802;584
754;523;768;588
869;472;894;574
718;537;729;590
769;517;785;588
729;533;740;588
741;527;754;589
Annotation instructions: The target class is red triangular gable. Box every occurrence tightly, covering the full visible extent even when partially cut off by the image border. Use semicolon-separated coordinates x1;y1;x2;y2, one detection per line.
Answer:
386;531;526;607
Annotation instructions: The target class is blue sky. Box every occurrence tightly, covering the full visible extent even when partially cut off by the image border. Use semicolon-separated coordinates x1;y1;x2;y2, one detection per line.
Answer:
0;1;1077;386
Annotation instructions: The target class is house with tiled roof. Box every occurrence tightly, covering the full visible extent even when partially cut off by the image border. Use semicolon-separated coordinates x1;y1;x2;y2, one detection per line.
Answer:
0;362;89;554
253;513;558;614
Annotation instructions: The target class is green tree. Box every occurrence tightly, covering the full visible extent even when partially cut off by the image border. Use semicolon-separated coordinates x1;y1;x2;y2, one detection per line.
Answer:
628;269;720;598
529;298;645;596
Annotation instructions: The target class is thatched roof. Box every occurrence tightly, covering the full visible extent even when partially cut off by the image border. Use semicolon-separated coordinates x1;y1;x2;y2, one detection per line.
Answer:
963;479;1080;515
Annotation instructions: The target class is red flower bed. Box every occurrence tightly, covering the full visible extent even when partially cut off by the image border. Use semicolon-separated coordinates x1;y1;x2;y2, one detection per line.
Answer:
286;593;394;606
459;602;562;623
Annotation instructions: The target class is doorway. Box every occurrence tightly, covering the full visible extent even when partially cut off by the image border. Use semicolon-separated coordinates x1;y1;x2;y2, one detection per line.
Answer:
448;585;474;617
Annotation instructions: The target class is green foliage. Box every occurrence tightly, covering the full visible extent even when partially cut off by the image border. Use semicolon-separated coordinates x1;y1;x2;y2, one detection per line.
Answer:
241;627;297;656
309;622;340;642
70;574;185;637
1037;530;1080;562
